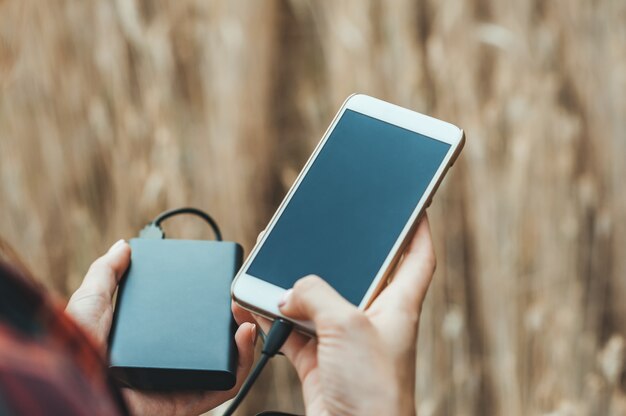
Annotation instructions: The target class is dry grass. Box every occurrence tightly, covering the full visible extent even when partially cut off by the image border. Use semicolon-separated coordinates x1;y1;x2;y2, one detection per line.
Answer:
1;0;625;415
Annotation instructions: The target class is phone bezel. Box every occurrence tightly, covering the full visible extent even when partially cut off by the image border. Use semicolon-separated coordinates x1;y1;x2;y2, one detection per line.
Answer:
231;93;465;334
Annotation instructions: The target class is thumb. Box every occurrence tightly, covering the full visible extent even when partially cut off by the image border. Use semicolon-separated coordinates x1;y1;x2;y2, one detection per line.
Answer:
78;239;131;299
278;275;355;327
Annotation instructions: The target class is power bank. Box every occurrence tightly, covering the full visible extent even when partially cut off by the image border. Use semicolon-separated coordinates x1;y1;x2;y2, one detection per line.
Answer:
108;238;242;390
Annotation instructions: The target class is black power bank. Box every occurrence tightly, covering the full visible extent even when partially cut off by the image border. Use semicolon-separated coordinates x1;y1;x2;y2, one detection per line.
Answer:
108;238;242;390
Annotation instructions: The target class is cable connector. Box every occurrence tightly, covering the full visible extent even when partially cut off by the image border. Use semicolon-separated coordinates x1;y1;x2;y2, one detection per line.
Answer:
262;319;293;357
138;223;165;239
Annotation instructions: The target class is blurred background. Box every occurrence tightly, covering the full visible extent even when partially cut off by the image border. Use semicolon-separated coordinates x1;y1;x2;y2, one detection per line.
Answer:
1;0;625;415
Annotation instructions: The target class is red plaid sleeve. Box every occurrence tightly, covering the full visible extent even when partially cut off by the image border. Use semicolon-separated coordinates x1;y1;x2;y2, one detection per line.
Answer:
0;260;128;416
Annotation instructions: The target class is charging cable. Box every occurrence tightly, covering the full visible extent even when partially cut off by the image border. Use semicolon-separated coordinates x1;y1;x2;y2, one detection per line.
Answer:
222;318;294;416
139;207;222;240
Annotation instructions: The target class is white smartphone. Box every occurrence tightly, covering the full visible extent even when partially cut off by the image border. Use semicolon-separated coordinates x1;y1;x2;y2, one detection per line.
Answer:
231;94;465;333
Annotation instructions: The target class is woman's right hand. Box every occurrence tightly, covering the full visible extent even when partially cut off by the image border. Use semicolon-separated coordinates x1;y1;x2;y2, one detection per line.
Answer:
234;216;436;416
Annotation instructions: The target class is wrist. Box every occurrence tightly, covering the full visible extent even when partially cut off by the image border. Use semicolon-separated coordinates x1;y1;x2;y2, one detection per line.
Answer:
397;394;416;416
386;366;416;416
390;388;416;416
367;378;414;416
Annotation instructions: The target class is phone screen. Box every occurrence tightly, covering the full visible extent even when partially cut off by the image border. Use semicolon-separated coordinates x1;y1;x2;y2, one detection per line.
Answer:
247;109;451;305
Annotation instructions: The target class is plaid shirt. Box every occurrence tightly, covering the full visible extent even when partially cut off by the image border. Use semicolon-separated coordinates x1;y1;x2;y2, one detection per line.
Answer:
0;260;128;416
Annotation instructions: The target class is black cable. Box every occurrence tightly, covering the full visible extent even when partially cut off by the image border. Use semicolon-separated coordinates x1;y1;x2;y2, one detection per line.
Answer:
142;207;222;241
223;319;294;416
224;354;270;416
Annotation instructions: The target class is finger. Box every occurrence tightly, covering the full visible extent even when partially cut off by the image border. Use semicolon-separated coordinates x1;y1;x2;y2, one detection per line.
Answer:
231;302;256;326
256;229;265;243
278;276;359;382
278;275;356;328
247;311;317;382
239;309;274;346
233;305;310;362
372;215;436;314
232;322;256;384
231;303;275;347
77;239;131;299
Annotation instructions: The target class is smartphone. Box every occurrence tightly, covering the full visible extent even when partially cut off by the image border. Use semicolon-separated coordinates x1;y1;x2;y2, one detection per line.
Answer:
231;94;465;333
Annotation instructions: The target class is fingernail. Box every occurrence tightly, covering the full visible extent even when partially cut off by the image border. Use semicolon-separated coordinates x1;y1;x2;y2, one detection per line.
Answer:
251;324;257;346
278;289;293;308
108;239;125;252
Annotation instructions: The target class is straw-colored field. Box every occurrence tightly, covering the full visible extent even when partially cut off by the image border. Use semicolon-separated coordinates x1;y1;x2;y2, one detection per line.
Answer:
1;1;624;415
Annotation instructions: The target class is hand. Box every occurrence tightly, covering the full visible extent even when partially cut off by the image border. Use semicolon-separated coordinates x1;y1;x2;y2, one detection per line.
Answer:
233;216;436;416
66;239;257;416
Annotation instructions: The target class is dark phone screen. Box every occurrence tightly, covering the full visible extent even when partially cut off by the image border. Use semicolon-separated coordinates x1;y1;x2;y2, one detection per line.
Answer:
247;109;450;305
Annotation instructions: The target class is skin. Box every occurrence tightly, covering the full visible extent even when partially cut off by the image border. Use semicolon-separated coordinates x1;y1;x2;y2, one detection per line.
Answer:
233;215;436;416
66;215;436;416
65;239;257;416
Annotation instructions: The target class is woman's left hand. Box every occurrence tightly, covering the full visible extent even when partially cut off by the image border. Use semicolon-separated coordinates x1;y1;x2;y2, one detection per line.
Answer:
66;239;256;416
